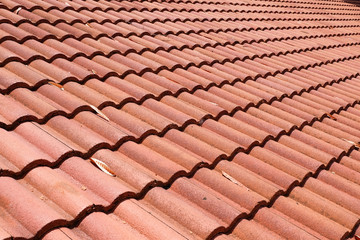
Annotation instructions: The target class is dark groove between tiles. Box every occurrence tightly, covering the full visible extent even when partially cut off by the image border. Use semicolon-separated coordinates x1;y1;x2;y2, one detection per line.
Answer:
9;74;360;240
1;40;359;131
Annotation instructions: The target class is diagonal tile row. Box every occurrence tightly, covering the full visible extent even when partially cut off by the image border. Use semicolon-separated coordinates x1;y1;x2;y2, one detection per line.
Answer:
0;11;357;49
0;7;358;29
0;34;359;131
1;43;360;179
0;16;357;66
0;32;359;129
1;0;359;16
0;0;358;37
0;0;358;79
0;0;358;156
0;24;359;106
0;24;359;94
0;17;359;69
216;148;360;239
0;36;360;232
0;1;358;96
252;0;352;5
1;0;358;12
2;73;360;239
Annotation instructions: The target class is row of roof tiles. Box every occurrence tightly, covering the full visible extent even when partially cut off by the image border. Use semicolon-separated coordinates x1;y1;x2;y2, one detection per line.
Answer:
1;66;360;175
1;0;359;12
1;43;360;236
0;27;358;92
1;52;360;128
2;93;360;239
3;13;359;32
0;15;357;42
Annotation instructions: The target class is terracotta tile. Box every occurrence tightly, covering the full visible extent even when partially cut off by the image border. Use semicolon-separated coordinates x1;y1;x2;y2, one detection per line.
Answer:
305;176;360;216
36;22;71;39
29;59;76;83
291;129;346;158
202;119;258;149
247;106;295;132
245;80;286;99
142;187;224;239
289;187;359;229
143;135;209;171
101;107;155;137
31;115;121;152
72;56;113;78
0;177;65;237
110;53;152;73
59;157;134;204
250;208;325;240
158;69;200;90
224;218;283;240
251;146;311;180
18;22;53;40
0;129;55;172
172;173;263;224
0;67;28;90
139;72;183;93
6;87;59;118
92;55;136;76
233;152;297;190
264;140;324;172
62;38;101;56
164;128;226;163
260;104;307;127
91;149;159;191
193;89;242;112
23;167;96;218
120;141;189;181
105;76;152;100
97;36;134;55
0;0;21;10
42;228;85;240
317;169;360;200
111;201;188;240
273;197;350;240
76;212;148;240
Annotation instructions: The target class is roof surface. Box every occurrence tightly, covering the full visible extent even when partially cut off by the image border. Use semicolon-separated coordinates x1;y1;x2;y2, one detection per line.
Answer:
0;0;360;239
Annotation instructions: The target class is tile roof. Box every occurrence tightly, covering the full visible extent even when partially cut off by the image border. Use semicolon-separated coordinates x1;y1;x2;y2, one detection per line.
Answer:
1;0;360;239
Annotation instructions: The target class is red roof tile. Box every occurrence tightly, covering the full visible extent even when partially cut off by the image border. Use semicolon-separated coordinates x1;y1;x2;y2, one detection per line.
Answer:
1;0;360;239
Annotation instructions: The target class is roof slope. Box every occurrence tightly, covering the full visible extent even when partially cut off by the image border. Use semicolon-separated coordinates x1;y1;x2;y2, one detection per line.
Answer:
0;0;360;239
